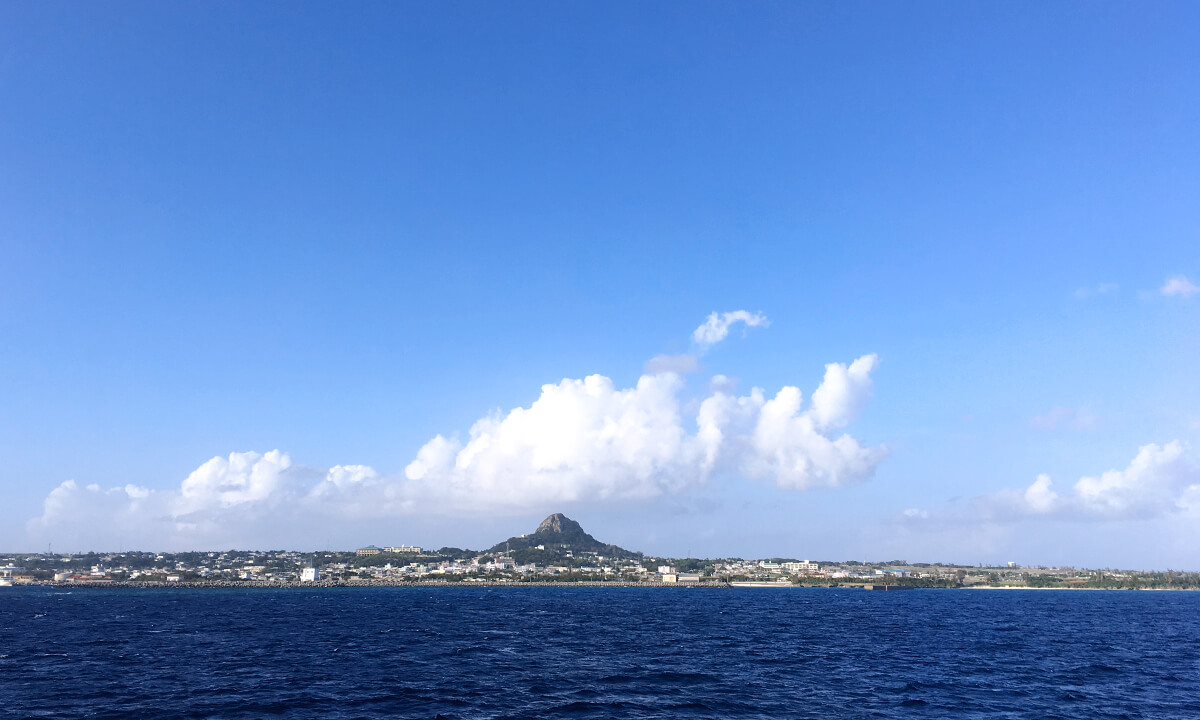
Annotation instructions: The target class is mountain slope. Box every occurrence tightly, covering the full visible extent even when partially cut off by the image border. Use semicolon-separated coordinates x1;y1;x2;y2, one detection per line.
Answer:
488;513;640;559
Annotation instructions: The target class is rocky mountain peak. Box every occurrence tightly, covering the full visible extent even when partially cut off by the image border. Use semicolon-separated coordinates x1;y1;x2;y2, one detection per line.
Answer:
536;513;579;535
488;512;639;558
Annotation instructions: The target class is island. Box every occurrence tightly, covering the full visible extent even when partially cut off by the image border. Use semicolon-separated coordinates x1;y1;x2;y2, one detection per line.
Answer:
3;513;1197;590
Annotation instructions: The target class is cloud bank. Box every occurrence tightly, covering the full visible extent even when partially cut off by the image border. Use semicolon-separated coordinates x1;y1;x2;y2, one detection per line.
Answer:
906;441;1200;524
28;316;885;548
401;353;884;507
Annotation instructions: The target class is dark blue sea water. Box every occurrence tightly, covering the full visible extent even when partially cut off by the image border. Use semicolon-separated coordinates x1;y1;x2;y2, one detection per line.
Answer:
3;587;1199;719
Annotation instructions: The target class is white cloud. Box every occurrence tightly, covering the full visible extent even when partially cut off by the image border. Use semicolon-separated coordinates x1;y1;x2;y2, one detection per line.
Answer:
1023;474;1059;513
27;480;173;550
644;353;700;375
692;310;769;349
1029;406;1098;432
1071;442;1196;517
405;355;883;504
709;374;738;393
404;372;697;507
1161;275;1199;298
27;453;383;549
694;355;885;490
906;441;1200;524
28;353;886;547
808;355;879;431
177;450;295;515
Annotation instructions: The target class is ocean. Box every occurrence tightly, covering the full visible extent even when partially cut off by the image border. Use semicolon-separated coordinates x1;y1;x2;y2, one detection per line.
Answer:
3;586;1198;718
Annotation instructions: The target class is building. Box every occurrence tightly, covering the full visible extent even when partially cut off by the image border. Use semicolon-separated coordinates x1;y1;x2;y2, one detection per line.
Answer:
71;574;113;584
382;545;422;554
356;546;382;557
782;561;820;574
300;567;319;582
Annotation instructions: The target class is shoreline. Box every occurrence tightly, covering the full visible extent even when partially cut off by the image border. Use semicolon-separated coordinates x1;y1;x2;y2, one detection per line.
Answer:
8;580;1197;591
966;585;1196;591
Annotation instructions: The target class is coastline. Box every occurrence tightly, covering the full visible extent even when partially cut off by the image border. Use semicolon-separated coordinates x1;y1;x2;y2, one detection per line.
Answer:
11;580;1196;591
965;585;1196;591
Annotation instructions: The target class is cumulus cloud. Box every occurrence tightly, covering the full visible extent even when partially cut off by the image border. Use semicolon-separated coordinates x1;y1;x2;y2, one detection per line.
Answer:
28;480;173;550
404;372;697;506
692;310;769;349
27;451;341;547
1161;275;1199;298
29;352;886;546
905;442;1200;524
1071;442;1197;517
405;354;884;505
694;355;885;490
709;374;738;393
177;450;295;515
1023;474;1059;513
808;355;879;431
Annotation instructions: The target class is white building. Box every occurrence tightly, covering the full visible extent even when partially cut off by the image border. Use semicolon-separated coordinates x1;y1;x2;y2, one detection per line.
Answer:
782;561;820;574
300;567;319;582
383;545;422;554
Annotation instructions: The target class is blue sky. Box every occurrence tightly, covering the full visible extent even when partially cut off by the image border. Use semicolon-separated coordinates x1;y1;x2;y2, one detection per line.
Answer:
2;2;1198;567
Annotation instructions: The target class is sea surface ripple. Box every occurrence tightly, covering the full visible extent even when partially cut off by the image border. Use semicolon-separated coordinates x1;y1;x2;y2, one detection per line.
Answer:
3;587;1199;719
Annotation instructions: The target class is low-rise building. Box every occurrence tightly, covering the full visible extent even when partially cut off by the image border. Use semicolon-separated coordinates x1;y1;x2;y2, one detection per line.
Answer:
782;560;820;574
383;545;422;554
71;574;113;584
